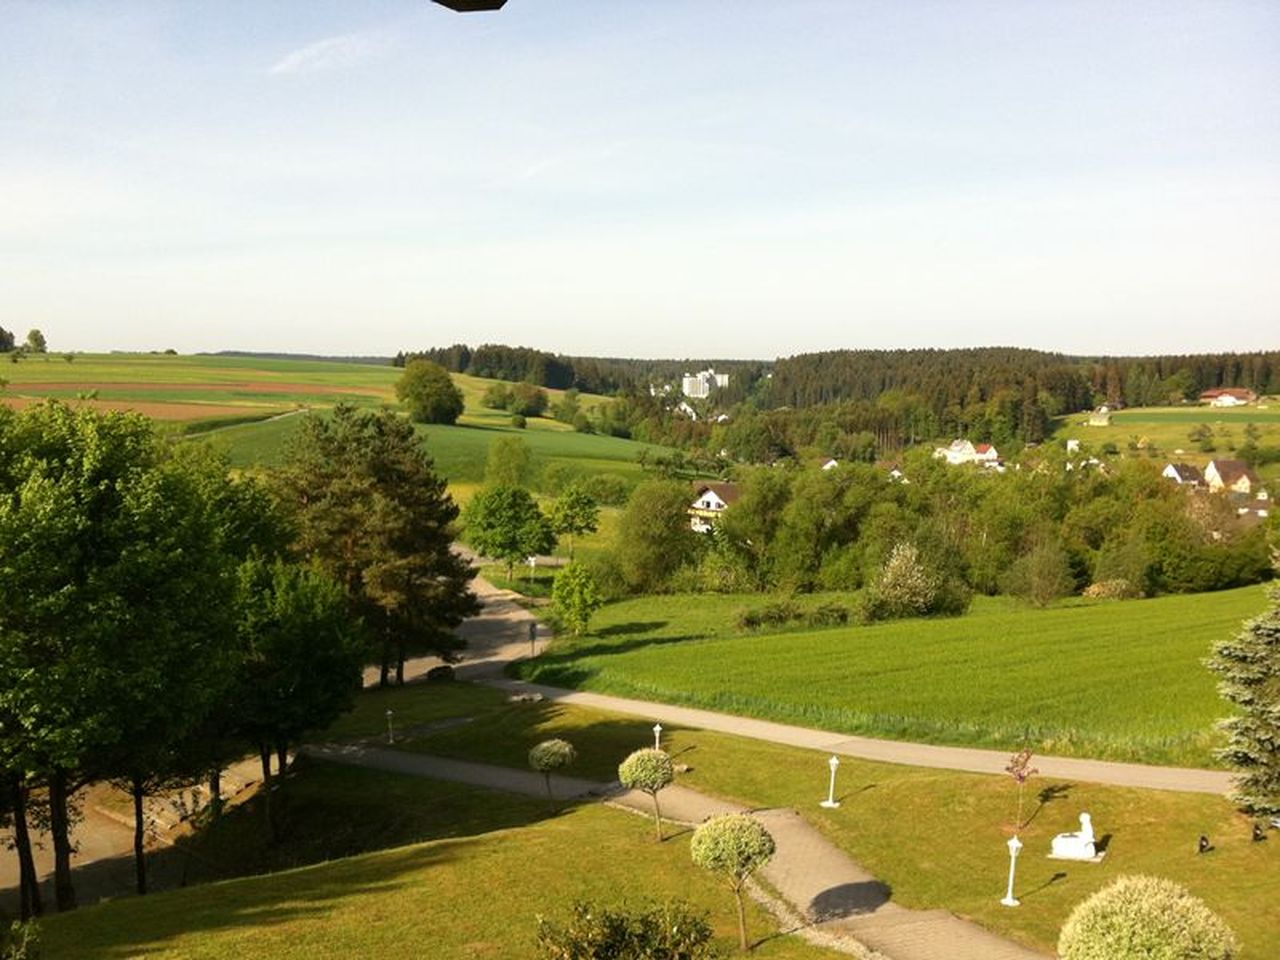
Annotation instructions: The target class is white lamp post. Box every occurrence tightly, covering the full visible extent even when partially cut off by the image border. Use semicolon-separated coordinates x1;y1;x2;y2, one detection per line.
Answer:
1001;835;1023;907
820;755;841;809
385;709;395;745
653;723;663;750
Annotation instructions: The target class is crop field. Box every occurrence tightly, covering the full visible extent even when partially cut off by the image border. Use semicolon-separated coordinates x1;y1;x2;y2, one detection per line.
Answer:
38;762;835;960
515;586;1272;766
0;353;670;489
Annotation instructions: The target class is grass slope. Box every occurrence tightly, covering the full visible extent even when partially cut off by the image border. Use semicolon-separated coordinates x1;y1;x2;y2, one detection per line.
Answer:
39;762;835;960
516;587;1271;766
326;682;1280;959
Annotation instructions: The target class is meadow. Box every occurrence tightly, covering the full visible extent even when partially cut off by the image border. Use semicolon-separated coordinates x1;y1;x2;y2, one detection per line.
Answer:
514;586;1272;767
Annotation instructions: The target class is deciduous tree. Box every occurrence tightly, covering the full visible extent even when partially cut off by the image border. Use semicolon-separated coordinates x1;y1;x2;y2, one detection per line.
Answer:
395;359;464;425
550;483;599;560
618;748;673;841
690;814;776;952
464;485;556;580
551;563;603;636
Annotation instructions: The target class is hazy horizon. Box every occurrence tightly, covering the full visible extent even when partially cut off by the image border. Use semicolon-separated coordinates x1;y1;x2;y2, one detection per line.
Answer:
3;1;1277;358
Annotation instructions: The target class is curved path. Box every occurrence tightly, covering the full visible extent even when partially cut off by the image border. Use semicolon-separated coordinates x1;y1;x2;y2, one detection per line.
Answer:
447;576;1234;796
304;741;1047;960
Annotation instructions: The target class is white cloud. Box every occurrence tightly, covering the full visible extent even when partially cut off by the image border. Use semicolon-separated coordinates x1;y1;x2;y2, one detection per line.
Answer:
268;32;385;76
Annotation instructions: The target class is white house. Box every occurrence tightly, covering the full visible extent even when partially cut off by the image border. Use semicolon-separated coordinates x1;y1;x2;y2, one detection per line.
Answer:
1162;463;1204;487
820;457;840;471
1200;388;1256;408
674;400;699;421
934;439;1000;466
1205;459;1262;495
688;481;741;533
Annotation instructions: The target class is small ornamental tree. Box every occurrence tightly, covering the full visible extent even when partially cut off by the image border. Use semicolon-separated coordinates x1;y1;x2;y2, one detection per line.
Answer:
1058;875;1237;960
550;483;600;561
1005;748;1038;833
1208;583;1280;815
866;541;937;618
395;359;464;425
528;738;577;802
690;814;776;952
536;900;718;959
618;748;674;841
551;563;603;636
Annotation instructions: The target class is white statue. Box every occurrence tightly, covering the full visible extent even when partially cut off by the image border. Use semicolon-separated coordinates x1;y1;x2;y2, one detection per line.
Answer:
1050;812;1100;861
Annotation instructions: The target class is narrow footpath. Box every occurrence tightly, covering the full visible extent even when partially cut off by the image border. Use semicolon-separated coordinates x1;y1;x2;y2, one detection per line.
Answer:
304;741;1048;960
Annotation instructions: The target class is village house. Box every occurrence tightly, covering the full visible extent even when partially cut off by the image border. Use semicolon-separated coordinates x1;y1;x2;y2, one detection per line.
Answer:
1162;462;1205;487
1204;459;1263;495
933;439;1000;467
1087;405;1112;426
820;457;840;471
688;481;741;533
1199;387;1257;407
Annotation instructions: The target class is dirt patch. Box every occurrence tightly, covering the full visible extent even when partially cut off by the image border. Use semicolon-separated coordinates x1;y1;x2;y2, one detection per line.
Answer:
8;380;390;396
0;396;277;421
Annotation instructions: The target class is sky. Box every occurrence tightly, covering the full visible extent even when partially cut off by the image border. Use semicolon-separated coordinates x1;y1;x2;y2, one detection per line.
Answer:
2;0;1277;359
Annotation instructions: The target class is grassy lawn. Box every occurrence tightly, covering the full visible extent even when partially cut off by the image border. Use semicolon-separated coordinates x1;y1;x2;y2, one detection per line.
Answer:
38;761;839;960
326;680;1280;958
513;586;1272;767
1050;404;1280;460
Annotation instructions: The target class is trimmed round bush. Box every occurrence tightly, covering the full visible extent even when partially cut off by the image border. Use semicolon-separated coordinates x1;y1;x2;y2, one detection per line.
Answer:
1058;874;1238;960
529;738;577;801
690;814;776;951
618;748;674;840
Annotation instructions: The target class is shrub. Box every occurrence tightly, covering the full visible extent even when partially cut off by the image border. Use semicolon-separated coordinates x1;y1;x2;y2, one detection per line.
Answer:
734;600;802;631
551;563;603;636
0;921;39;960
582;473;629;506
618;748;674;841
1058;874;1237;960
482;382;512;410
509;382;549;417
511;414;527;429
805;603;849;627
536;900;719;959
1083;578;1142;600
861;541;969;622
690;815;776;952
528;738;577;801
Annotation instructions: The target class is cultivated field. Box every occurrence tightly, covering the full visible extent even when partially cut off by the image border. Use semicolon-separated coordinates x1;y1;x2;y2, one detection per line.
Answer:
0;353;670;491
516;586;1271;767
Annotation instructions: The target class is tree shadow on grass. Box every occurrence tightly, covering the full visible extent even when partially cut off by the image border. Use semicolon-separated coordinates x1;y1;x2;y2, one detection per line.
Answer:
595;621;668;638
1022;783;1072;828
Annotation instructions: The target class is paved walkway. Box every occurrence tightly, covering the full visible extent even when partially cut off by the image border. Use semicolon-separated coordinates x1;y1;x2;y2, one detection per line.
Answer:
439;574;1233;796
304;742;1048;960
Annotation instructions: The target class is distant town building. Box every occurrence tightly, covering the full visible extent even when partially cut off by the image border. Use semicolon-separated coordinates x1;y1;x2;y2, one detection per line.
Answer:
933;439;1000;467
1087;406;1112;427
682;368;730;399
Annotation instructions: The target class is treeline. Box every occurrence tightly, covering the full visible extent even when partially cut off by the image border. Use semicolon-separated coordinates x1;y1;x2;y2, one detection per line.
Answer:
0;401;474;916
767;347;1280;443
395;343;767;397
590;453;1273;606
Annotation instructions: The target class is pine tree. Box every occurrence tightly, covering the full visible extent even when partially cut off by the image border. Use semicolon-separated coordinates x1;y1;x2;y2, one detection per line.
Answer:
1208;584;1280;815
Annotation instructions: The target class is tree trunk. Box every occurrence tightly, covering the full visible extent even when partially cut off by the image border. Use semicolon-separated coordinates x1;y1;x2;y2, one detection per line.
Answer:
10;776;42;919
131;775;148;895
395;639;406;686
733;886;749;952
258;743;275;842
208;767;223;819
48;768;77;911
259;744;272;785
276;741;288;776
650;791;663;842
379;619;392;688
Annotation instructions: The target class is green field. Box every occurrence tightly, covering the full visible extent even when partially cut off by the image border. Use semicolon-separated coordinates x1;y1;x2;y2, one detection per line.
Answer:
329;682;1280;958
1;353;673;491
515;586;1271;766
38;761;834;960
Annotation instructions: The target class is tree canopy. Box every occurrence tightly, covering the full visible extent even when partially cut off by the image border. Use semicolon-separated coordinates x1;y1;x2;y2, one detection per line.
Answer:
395;359;464;425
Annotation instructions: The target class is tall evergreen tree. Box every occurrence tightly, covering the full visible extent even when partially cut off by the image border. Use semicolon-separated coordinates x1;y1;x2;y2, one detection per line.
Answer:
1208;584;1280;815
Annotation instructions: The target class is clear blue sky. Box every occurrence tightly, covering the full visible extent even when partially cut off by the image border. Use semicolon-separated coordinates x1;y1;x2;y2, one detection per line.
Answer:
2;1;1276;358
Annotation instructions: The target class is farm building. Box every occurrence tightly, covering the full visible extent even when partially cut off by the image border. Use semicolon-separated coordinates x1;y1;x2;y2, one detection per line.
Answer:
1199;387;1257;407
688;481;740;533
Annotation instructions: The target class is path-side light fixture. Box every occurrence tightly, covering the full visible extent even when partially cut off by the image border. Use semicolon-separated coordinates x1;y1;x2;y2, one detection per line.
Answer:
653;723;663;750
820;755;841;809
386;709;395;745
1001;835;1023;907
